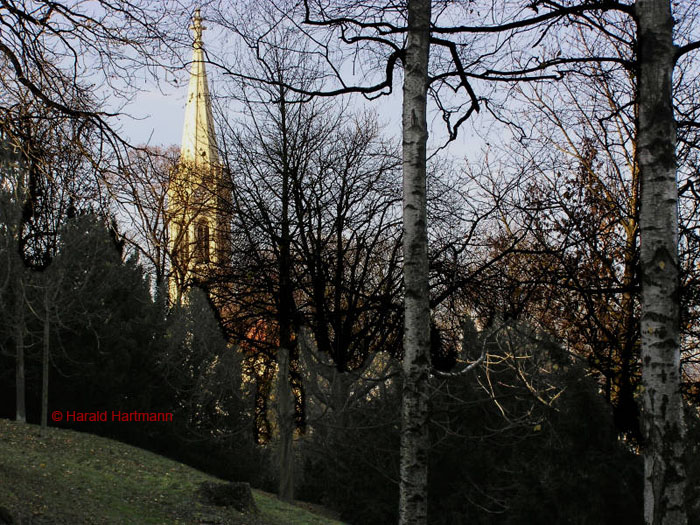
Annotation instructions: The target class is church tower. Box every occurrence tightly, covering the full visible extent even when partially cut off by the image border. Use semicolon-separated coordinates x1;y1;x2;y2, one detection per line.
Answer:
168;8;229;304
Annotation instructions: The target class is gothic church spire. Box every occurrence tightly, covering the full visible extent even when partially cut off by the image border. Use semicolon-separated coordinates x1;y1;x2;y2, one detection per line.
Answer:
180;8;219;165
168;8;230;305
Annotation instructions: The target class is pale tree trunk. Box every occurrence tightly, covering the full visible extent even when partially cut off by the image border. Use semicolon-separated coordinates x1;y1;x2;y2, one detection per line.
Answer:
15;281;26;423
399;0;432;523
637;0;687;523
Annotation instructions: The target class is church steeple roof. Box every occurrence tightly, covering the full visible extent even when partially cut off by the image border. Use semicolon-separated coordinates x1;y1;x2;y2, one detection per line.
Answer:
180;8;219;165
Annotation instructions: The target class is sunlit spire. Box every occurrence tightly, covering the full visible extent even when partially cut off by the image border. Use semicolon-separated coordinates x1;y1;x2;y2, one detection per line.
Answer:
192;8;204;49
180;8;218;165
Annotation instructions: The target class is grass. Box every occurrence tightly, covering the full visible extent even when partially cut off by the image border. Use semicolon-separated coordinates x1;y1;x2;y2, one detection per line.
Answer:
0;418;344;524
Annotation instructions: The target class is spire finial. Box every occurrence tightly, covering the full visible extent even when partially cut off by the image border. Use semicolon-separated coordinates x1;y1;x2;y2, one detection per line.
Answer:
191;8;205;49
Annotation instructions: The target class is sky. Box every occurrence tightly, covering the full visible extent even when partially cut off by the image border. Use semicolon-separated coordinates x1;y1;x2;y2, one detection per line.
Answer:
107;2;495;165
114;36;484;163
116;90;184;148
117;70;398;150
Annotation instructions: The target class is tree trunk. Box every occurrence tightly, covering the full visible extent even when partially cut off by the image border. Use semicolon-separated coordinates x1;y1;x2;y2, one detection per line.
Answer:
399;0;432;524
40;299;50;438
636;0;687;522
276;345;295;502
330;369;351;430
15;285;26;423
276;85;296;503
13;173;26;423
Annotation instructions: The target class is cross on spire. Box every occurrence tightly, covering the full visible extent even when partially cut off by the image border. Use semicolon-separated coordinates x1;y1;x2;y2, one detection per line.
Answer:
191;8;205;49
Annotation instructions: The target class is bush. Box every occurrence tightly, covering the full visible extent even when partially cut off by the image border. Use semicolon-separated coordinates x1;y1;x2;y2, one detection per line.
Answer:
298;324;644;525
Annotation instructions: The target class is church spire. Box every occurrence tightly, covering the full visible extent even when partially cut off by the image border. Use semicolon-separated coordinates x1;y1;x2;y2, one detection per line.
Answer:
180;8;219;165
168;8;230;306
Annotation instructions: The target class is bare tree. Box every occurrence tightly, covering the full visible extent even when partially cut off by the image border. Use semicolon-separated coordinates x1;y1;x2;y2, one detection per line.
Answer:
26;261;63;437
215;33;333;501
0;90;103;424
0;1;193;150
0;126;27;422
110;146;179;288
211;17;408;499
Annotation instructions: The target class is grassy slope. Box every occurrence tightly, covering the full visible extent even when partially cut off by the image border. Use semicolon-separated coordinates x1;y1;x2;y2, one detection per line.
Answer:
0;419;343;525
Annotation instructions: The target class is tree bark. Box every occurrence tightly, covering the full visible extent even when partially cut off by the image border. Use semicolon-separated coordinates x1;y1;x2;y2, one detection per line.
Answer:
15;282;26;423
399;0;432;524
330;369;351;430
40;297;50;438
276;345;295;502
636;0;687;522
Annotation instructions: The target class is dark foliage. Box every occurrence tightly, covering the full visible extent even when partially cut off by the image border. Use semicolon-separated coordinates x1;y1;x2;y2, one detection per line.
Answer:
0;215;259;483
297;382;402;524
427;366;643;525
0;210;689;525
297;332;646;525
686;411;700;525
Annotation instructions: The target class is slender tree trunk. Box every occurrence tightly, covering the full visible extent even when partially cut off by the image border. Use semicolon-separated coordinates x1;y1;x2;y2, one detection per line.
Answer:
13;171;27;424
276;345;294;501
15;283;26;423
277;86;296;503
617;224;641;440
636;0;687;522
399;0;431;523
40;298;50;438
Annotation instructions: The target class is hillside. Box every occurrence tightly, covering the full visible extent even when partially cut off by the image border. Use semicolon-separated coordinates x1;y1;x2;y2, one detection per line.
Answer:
0;419;343;524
